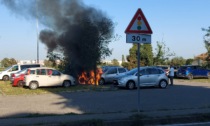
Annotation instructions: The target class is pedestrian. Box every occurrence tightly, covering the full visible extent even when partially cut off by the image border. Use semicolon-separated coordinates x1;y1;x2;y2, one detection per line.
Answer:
168;65;174;85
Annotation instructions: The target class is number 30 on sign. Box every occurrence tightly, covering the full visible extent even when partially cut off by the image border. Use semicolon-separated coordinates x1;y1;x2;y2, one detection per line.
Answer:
126;34;151;44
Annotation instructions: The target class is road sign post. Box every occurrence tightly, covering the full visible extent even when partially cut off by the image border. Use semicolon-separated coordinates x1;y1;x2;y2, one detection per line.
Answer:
125;8;153;114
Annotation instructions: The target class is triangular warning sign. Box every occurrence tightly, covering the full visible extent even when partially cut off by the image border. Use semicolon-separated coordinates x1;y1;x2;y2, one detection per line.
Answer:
125;8;152;34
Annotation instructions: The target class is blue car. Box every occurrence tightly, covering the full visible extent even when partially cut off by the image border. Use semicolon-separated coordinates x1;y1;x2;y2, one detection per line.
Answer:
177;65;210;79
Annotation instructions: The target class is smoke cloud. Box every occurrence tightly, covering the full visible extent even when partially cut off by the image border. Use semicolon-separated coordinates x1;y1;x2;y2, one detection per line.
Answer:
1;0;114;76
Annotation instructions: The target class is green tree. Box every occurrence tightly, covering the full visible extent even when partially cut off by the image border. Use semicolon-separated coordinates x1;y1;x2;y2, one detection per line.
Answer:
140;44;153;66
185;58;194;65
153;41;175;65
170;56;186;66
111;59;119;66
121;62;129;70
202;27;210;68
46;52;62;68
1;58;17;68
126;44;153;69
126;44;138;69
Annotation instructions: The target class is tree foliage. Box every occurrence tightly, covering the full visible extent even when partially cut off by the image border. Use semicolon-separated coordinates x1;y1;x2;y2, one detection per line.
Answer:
1;58;17;68
202;27;210;68
185;58;194;65
111;59;120;66
170;56;186;66
153;41;175;65
126;44;153;69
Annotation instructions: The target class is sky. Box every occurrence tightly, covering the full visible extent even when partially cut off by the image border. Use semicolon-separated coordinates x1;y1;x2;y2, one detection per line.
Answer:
0;0;210;61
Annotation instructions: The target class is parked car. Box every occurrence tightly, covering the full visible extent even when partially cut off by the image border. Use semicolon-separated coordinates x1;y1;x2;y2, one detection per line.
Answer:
0;64;41;81
173;66;180;77
177;65;210;79
117;66;169;90
10;68;28;84
24;67;76;89
12;68;35;87
99;66;128;85
156;65;170;76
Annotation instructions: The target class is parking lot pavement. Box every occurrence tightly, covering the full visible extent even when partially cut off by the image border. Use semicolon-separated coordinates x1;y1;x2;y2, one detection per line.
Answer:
0;79;210;125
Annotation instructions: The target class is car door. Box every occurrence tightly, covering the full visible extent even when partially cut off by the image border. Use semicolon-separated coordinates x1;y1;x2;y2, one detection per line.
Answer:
50;69;62;86
104;68;118;83
139;69;150;86
35;69;48;87
199;67;208;77
146;68;160;85
9;65;19;75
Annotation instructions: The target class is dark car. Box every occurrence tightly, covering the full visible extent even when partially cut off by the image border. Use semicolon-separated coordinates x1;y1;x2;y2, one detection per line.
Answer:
177;65;210;79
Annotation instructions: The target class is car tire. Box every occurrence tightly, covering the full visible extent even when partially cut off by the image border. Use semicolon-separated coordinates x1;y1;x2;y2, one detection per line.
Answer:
29;81;38;90
17;81;24;87
187;74;193;80
63;80;71;88
159;80;168;89
207;72;210;79
99;78;105;85
126;81;135;90
3;75;9;81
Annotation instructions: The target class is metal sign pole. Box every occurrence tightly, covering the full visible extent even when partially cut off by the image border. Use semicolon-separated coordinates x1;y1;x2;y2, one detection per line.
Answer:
137;43;140;113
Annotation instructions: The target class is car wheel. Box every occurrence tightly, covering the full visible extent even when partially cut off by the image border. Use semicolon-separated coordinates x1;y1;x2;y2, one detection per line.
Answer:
187;74;193;80
99;79;105;85
3;75;9;81
63;80;71;88
207;72;210;79
159;80;168;89
17;81;24;87
126;81;135;90
29;81;38;90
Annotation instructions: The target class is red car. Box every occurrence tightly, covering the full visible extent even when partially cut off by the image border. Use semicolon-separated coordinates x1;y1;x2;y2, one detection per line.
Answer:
13;69;34;87
13;74;25;87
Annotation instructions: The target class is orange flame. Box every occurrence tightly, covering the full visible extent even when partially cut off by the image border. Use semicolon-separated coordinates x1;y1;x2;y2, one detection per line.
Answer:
78;68;103;85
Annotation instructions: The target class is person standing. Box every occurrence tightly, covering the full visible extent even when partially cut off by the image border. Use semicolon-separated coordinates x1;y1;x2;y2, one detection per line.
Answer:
168;65;174;85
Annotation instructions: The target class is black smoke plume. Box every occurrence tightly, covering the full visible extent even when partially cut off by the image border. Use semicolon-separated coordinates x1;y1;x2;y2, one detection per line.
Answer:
1;0;114;77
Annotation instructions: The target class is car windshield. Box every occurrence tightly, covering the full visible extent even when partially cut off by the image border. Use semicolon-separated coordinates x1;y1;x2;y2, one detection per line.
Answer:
126;68;138;75
3;66;13;71
16;68;27;74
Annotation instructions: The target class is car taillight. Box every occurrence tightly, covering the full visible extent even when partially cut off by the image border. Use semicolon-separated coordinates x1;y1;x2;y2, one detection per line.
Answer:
11;74;15;77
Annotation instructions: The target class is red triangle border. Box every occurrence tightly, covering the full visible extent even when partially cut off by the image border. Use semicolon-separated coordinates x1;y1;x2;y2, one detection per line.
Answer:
125;8;153;34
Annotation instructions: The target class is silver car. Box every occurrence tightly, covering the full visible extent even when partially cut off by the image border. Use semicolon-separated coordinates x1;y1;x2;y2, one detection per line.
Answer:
117;67;169;89
99;66;128;85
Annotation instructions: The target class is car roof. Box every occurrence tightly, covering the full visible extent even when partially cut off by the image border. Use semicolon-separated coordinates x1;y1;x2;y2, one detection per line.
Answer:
28;67;56;70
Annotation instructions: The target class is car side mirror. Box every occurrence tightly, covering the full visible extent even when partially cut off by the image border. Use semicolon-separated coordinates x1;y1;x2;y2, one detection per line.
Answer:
136;73;142;76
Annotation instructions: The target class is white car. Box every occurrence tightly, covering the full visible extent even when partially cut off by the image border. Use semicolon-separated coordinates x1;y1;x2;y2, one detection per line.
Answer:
24;67;76;89
0;64;41;81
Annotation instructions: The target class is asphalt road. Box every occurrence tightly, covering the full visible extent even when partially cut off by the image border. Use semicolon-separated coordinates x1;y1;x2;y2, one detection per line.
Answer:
0;79;210;125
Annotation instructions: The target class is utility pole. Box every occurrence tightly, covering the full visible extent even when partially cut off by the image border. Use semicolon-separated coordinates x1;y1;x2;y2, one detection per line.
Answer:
36;1;39;64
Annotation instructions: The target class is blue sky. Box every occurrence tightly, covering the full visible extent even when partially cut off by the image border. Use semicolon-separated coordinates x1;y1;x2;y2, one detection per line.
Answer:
0;0;210;61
